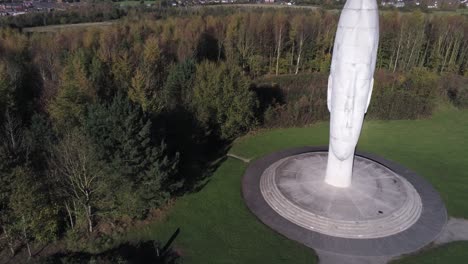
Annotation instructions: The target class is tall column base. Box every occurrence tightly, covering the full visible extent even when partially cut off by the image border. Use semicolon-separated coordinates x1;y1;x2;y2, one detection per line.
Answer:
325;151;353;188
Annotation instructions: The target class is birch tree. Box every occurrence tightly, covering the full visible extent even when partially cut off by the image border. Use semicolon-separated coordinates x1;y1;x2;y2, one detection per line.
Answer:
49;132;103;233
274;13;288;76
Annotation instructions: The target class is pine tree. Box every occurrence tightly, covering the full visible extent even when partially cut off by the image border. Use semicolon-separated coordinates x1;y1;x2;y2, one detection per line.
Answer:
84;95;179;217
164;59;196;109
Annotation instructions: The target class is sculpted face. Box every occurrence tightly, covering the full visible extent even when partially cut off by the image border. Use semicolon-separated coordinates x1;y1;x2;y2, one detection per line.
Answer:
329;65;371;160
325;0;379;187
327;6;378;161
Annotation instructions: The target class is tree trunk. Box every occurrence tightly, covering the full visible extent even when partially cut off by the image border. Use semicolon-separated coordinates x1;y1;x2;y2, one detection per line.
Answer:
377;39;382;69
434;33;446;70
276;25;283;76
448;37;461;68
217;41;223;62
290;42;295;74
389;48;395;70
26;241;31;259
85;204;93;233
2;226;15;256
21;216;31;259
419;40;429;67
5;110;17;150
393;27;403;73
457;41;468;71
441;38;454;73
65;202;74;229
295;35;304;75
269;51;273;74
406;35;419;70
73;199;78;222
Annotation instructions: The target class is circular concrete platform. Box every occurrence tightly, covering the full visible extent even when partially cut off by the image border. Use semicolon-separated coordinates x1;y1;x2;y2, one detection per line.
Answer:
260;152;422;239
242;147;447;256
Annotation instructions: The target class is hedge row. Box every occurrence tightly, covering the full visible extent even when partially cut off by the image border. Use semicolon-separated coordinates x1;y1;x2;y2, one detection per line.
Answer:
254;68;466;128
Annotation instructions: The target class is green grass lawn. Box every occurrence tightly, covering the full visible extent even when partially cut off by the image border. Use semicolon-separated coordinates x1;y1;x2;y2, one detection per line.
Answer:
122;107;468;263
122;159;317;264
232;107;468;218
23;21;116;33
391;242;468;263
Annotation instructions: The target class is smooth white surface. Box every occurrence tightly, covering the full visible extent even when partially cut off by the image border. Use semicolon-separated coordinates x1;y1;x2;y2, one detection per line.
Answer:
325;0;379;188
260;152;422;239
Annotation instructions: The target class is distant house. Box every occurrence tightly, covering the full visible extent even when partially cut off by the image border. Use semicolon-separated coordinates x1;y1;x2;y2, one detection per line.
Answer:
24;1;34;8
265;0;275;3
0;2;25;11
428;0;439;8
380;1;391;6
12;11;26;16
394;0;405;7
33;2;58;12
381;0;405;7
0;2;26;16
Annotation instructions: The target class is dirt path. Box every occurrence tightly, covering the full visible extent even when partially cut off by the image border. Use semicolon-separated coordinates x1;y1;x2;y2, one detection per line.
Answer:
227;153;250;163
434;217;468;245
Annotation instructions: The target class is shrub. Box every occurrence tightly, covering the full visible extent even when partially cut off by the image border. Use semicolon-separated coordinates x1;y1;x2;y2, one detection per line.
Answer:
369;68;438;119
255;69;446;128
253;73;328;128
192;61;258;139
442;73;468;108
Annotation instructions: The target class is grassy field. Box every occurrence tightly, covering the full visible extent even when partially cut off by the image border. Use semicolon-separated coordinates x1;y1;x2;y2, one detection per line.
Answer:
123;158;317;264
23;21;116;33
231;106;468;218
121;106;468;263
391;242;468;263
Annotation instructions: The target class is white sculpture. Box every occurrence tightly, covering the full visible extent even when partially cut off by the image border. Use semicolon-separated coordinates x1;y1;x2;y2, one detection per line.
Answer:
325;0;379;188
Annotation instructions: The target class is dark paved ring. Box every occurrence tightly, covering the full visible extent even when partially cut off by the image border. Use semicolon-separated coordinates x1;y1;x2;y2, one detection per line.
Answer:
241;146;447;256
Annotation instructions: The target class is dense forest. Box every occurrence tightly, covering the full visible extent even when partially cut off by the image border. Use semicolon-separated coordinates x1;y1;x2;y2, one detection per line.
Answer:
0;6;467;262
